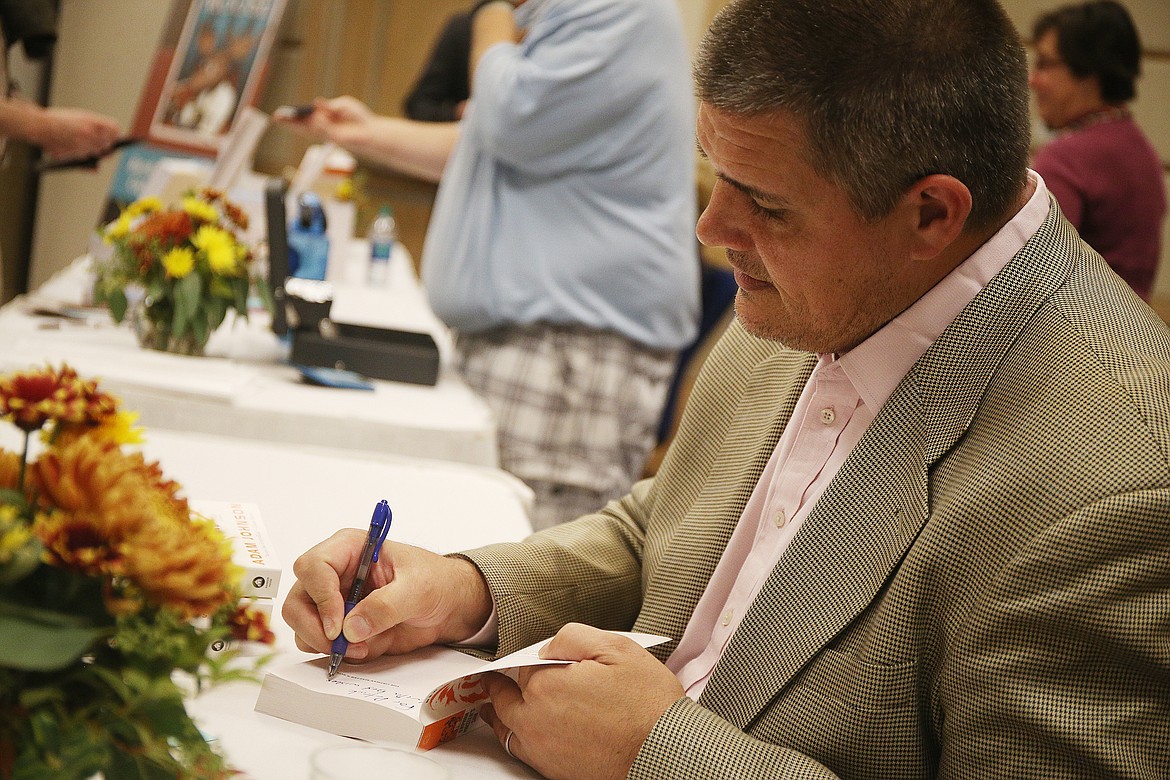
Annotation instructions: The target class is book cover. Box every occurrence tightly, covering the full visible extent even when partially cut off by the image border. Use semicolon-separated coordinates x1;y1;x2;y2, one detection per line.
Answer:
192;499;281;599
254;633;669;751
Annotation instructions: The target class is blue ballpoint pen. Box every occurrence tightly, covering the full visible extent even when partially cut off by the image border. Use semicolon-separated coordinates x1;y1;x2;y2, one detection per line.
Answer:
327;499;392;679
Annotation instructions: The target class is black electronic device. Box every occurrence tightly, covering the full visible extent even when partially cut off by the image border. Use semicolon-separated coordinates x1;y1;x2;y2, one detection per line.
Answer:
264;177;291;337
290;324;440;387
265;176;441;387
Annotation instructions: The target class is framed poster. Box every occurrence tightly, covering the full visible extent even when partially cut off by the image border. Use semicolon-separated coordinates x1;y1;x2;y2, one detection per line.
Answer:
132;0;287;156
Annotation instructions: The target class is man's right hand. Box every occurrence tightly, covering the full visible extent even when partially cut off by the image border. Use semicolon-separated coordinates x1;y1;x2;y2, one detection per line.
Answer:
282;531;494;661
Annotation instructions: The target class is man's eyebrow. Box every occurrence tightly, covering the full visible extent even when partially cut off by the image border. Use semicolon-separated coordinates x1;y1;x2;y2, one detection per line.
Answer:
696;137;790;208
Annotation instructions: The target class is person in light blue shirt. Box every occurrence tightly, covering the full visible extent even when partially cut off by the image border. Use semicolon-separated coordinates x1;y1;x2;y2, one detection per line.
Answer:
282;0;700;530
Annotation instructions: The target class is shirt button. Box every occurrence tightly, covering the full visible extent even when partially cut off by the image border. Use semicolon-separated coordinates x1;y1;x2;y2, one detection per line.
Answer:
720;609;734;627
774;508;787;528
820;407;836;425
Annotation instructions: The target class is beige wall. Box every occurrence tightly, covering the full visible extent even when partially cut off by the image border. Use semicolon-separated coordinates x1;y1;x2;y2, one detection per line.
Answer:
17;0;1170;312
25;0;168;294
0;47;46;303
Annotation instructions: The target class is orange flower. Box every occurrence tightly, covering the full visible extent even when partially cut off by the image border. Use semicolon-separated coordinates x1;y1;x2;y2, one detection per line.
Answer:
0;366;73;433
28;436;234;617
0;363;260;778
30;437;149;515
34;507;131;580
119;511;239;619
30;438;157;577
222;201;249;232
134;210;194;248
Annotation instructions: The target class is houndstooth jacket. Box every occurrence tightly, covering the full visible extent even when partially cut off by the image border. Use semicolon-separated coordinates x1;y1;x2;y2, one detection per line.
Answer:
464;201;1170;779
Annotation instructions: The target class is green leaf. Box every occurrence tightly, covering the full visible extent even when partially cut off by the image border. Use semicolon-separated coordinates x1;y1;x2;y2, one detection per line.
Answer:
206;296;228;331
0;487;27;508
171;273;202;338
209;277;233;299
233;277;248;314
107;287;128;323
191;312;209;347
0;538;42;584
253;278;274;316
147;278;167;303
0;613;101;671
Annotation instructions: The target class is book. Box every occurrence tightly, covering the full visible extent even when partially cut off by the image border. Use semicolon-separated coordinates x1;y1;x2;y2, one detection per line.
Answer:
192;500;281;599
254;632;669;750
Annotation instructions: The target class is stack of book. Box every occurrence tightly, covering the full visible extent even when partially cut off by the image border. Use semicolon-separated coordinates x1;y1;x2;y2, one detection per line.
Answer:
191;499;281;655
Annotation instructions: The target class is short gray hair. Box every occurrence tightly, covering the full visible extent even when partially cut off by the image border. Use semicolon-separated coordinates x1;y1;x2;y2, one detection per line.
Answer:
695;0;1031;229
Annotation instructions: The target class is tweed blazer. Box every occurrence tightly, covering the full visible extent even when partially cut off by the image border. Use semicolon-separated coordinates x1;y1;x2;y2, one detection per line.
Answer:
463;203;1170;779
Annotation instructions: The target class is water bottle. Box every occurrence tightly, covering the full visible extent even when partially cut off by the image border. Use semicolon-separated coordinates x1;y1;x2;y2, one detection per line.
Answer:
367;205;398;286
288;192;330;281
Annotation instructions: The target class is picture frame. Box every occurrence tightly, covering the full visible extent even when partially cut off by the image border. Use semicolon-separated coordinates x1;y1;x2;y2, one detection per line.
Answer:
131;0;287;156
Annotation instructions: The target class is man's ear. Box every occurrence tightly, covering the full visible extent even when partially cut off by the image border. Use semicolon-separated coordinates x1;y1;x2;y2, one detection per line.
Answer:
905;174;972;261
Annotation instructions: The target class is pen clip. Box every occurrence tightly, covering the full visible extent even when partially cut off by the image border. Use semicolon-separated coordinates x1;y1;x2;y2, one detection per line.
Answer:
368;499;392;563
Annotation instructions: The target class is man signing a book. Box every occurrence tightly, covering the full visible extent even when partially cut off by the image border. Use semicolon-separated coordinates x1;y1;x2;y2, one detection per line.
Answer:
283;0;1170;777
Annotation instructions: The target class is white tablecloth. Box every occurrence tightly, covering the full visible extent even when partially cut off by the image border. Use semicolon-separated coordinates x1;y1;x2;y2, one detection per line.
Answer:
52;427;537;779
1;248;499;467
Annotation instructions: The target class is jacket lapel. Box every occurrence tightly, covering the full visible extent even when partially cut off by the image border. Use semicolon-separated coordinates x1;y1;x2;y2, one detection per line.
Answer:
698;201;1075;728
698;384;930;727
637;345;817;650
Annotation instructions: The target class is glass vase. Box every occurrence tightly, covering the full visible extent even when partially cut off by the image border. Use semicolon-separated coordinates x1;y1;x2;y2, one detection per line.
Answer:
131;302;209;357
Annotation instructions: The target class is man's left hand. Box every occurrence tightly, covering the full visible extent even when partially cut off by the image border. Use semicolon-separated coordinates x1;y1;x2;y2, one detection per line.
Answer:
481;623;685;780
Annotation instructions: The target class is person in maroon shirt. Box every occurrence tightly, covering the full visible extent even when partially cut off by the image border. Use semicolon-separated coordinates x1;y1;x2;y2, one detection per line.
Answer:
1029;0;1166;301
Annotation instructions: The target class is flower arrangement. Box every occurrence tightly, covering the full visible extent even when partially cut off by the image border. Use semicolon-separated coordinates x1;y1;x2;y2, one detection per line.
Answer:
0;364;274;779
92;188;272;356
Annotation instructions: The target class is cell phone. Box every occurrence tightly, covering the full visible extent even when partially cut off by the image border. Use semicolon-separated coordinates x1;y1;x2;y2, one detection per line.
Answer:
273;104;315;120
295;364;375;391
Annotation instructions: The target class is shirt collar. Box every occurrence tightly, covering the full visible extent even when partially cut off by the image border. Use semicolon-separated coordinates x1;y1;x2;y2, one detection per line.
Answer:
836;170;1050;412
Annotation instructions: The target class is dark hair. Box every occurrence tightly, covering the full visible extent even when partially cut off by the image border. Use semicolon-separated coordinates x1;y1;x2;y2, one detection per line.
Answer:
1033;1;1141;103
694;0;1031;231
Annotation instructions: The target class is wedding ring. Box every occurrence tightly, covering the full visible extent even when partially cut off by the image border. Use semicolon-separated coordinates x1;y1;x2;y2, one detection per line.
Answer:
503;729;516;759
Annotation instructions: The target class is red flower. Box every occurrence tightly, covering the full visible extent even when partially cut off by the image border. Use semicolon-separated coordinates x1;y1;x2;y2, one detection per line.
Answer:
228;603;276;644
0;365;116;433
135;210;194;248
222;201;249;232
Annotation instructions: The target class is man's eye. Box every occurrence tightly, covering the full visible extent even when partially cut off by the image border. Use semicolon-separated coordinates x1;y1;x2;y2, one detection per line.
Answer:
749;199;786;221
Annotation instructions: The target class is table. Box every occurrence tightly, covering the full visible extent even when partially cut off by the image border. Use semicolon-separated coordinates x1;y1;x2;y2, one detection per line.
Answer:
0;416;537;777
0;245;499;467
132;428;539;779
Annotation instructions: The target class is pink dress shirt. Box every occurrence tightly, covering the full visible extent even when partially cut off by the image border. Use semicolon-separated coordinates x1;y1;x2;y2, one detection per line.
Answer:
666;173;1052;699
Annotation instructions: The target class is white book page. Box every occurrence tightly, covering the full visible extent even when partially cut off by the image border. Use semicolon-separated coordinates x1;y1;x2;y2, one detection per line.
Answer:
276;648;485;720
422;632;669;721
